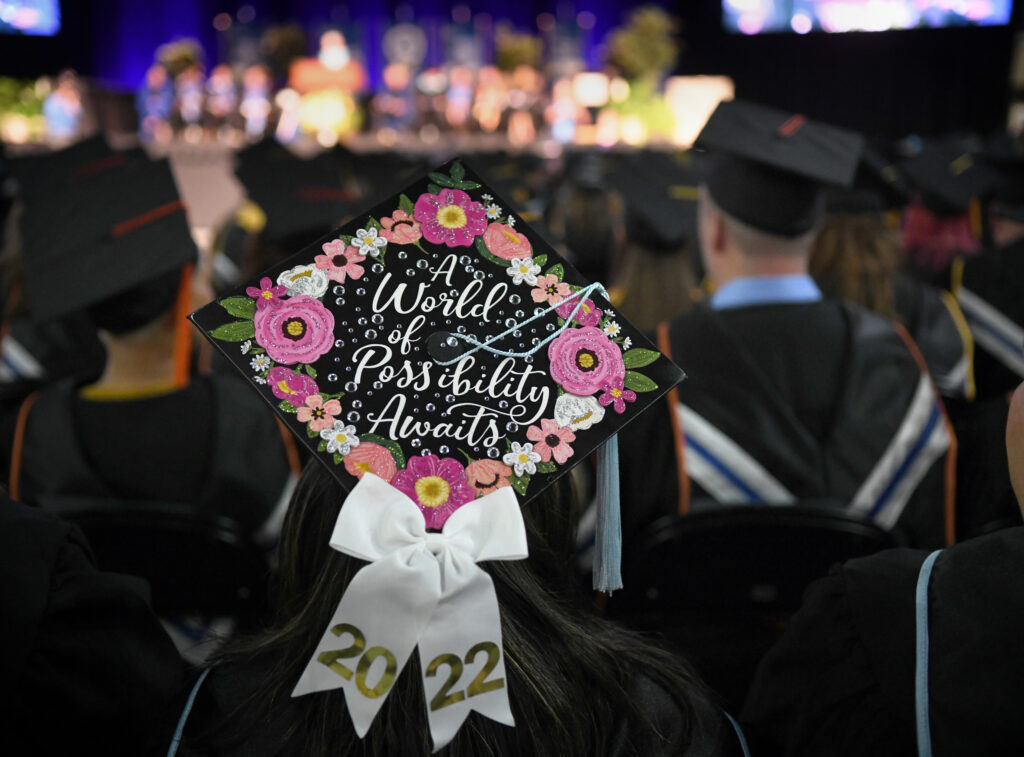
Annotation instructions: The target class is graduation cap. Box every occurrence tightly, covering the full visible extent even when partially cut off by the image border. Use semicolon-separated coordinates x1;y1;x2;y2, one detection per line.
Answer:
191;158;684;591
19;157;197;324
980;133;1024;222
235;142;359;240
695;100;864;236
901;141;1000;217
611;150;700;252
6;136;148;203
825;143;911;214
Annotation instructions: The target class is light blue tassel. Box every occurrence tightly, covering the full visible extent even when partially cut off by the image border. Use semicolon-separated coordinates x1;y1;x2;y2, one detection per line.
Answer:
593;433;622;593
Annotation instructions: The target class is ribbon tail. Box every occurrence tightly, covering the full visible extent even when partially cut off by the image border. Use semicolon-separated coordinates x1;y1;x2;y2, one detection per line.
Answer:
593;432;623;592
417;561;515;752
291;550;439;737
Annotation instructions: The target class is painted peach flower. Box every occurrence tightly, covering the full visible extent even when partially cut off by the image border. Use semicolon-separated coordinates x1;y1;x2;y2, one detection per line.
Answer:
314;240;365;283
465;459;513;496
483;221;532;260
531;274;571;306
414;188;487;247
526;418;576;464
380;209;422;245
296;393;341;432
392;454;475;529
343;442;397;482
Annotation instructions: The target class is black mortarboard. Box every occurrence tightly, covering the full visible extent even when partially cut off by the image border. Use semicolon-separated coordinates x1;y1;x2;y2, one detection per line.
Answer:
695;100;864;236
611;150;700;252
901;142;1000;217
825;142;911;214
235;143;358;241
19;157;197;323
980;133;1024;222
191;158;684;566
6;136;147;202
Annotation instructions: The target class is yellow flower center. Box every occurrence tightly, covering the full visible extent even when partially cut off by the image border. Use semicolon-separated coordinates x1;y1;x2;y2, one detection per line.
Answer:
518;265;530;273
290;270;312;280
501;227;521;243
261;290;274;299
286;320;305;337
577;353;595;369
415;475;450;508
277;380;296;394
355;461;371;474
611;388;622;398
437;204;467;229
572;410;593;425
518;453;530;463
335;433;348;444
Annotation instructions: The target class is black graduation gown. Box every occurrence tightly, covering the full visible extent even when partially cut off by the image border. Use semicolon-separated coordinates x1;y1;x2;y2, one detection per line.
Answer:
165;659;744;757
9;372;293;534
619;300;950;549
0;498;184;755
740;526;1024;757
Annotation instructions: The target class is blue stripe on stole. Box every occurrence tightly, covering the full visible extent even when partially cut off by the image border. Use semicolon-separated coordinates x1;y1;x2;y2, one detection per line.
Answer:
0;353;22;379
869;404;941;518
963;310;1023;355
684;434;765;504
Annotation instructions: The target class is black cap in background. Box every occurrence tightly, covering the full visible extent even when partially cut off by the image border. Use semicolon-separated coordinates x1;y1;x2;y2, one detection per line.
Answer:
611;150;700;252
901;141;1000;217
6;135;148;202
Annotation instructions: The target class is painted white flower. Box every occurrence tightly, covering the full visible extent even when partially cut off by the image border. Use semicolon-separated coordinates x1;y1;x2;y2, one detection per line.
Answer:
276;263;330;298
485;203;502;220
503;441;541;477
506;257;541;286
320;421;360;455
353;227;388;258
240;340;252;355
604;308;615;318
603;321;622;338
554;393;606;431
506;216;516;227
254;376;267;385
250;354;271;372
481;193;493;201
621;336;633;351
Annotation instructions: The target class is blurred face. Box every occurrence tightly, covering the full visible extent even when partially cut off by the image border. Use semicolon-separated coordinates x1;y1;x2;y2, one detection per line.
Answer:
1008;382;1024;514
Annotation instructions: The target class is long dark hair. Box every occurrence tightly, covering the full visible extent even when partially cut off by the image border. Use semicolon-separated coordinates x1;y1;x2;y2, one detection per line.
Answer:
186;462;709;755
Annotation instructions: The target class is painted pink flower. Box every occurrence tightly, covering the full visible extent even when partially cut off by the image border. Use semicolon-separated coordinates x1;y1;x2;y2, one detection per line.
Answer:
296;393;342;432
555;296;602;327
392;454;475;530
531;274;571;306
254;296;335;365
598;380;637;414
343;442;398;483
465;459;513;496
314;240;366;283
482;222;532;260
379;209;422;245
414;188;487;247
246;276;287;310
547;326;626;396
267;366;319;407
526;418;576;464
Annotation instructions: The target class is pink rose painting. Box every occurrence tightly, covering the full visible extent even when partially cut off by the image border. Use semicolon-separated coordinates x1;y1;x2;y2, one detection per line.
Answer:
531;274;571;306
526;419;576;464
555;297;602;327
246;276;286;310
254;296;335;365
379;209;422;245
296;394;342;432
547;326;626;396
465;459;514;496
267;367;318;407
414;188;487;247
392;454;475;530
315;240;366;283
482;222;532;260
343;442;398;483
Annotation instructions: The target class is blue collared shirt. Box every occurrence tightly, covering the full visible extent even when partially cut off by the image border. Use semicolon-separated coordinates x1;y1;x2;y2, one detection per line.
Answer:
709;274;823;311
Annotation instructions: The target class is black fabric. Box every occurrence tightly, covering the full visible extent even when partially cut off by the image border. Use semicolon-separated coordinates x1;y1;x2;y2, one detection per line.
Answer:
0;498;184;755
619;300;947;548
741;527;1024;757
892;274;966;398
12;373;291;533
168;660;741;757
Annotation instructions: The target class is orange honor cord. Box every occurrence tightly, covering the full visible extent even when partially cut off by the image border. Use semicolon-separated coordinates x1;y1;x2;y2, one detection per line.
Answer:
70;153;127;182
9;391;40;502
171;263;195;389
657;321;691;517
275;417;303;478
893;322;958;546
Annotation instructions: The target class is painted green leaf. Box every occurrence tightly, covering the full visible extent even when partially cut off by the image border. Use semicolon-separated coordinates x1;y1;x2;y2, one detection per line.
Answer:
210;320;255;342
305;365;318;379
531;254;547;268
427;183;442;195
476;237;511;267
624;370;658;393
220;296;256;320
428;172;457;188
622;348;660;369
278;400;299;414
510;474;531;496
317;440;327;453
366;216;383;231
333;452;345;465
536;460;557;474
360;433;406;469
455;180;481;190
450;162;466;181
307;425;319;439
546;263;564;281
399;194;415;215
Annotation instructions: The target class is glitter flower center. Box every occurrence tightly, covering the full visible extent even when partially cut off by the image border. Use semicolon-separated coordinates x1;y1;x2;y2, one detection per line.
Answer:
437;205;467;229
501;227;522;243
576;349;597;371
415;475;451;508
545;433;561;447
284;318;307;340
260;290;274;299
611;388;622;398
276;380;296;395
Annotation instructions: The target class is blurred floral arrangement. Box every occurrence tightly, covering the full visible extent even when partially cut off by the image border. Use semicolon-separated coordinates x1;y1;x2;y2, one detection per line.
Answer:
0;77;47;143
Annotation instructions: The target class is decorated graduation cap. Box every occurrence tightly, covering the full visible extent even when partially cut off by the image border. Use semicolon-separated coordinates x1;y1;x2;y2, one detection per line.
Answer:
695;99;864;236
19;156;197;326
901;141;1000;217
190;158;684;750
235;141;359;240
